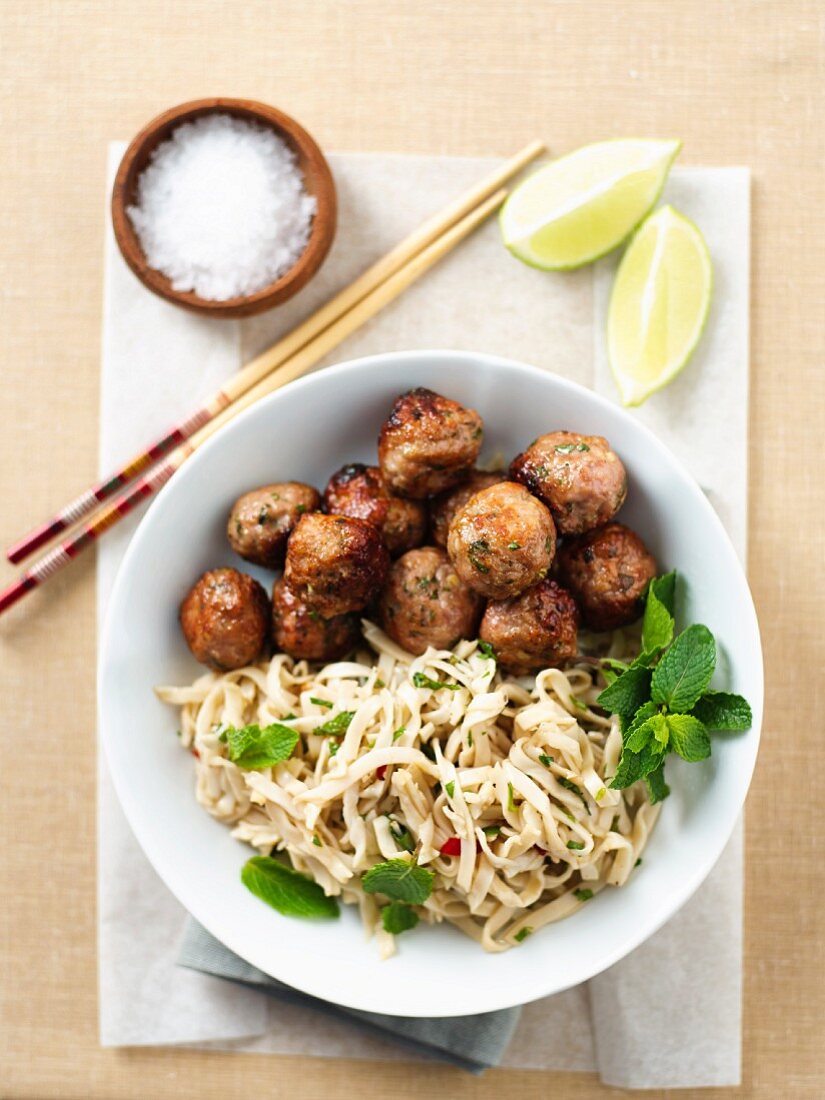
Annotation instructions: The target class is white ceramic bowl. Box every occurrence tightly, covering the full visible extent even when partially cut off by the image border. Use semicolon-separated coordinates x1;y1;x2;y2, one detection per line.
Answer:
99;350;763;1017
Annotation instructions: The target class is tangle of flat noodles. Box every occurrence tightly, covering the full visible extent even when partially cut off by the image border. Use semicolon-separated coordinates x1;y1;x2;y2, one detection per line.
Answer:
157;622;660;958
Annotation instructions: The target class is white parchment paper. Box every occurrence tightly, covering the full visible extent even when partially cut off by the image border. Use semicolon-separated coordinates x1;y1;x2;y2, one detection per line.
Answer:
97;147;749;1088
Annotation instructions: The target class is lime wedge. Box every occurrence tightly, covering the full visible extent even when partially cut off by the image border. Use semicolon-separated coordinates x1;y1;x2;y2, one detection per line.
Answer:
500;139;681;270
608;205;712;407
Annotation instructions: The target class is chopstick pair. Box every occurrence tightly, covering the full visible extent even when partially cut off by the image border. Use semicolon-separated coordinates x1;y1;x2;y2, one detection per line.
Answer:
0;140;545;617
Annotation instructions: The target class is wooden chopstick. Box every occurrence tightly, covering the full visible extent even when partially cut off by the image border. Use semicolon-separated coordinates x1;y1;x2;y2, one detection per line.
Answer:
6;140;544;565
0;188;508;617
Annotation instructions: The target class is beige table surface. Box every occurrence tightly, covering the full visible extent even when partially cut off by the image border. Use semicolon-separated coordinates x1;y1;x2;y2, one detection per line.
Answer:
1;2;823;1097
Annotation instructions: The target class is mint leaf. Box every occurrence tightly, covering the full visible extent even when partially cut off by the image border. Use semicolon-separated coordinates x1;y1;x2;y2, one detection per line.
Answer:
602;658;630;674
598;666;652;720
631;574;678;667
477;640;496;659
316;711;355;736
390;821;415;853
554;442;590;454
651;624;716;711
624;702;660;752
646;713;669;749
225;723;299;769
381;901;420;934
641;587;674;656
600;658;629;687
557;776;589;812
468;540;490;573
649;570;676;614
608;750;644;789
609;740;664;790
513;926;533;942
445;781;455;798
241;856;339;919
625;716;659;753
412;672;460;692
574;888;593;902
691;691;752;731
645;762;670;804
667;714;711;761
566;840;585;850
362;858;434;904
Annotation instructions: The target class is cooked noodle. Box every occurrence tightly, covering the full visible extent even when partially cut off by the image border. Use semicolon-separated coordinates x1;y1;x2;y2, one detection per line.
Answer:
157;622;660;956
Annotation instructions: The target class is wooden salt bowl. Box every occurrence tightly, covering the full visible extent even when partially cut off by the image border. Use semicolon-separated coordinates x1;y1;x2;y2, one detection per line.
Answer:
111;97;337;319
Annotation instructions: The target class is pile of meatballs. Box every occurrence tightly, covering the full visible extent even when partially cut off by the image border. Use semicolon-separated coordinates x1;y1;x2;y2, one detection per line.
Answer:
180;387;658;676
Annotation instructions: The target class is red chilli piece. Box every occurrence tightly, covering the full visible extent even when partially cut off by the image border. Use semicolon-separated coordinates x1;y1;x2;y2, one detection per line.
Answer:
439;837;462;856
376;765;388;780
191;748;200;759
439;837;482;856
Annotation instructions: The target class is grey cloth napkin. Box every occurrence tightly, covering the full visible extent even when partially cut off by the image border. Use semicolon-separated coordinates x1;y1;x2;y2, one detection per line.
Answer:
177;921;520;1073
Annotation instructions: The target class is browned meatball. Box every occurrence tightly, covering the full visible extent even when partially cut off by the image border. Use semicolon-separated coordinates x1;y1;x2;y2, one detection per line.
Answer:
323;464;427;557
379;547;483;656
480;579;580;674
510;431;627;536
271;578;360;662
429;470;507;548
227;482;320;568
377;388;483;499
557;523;657;631
180;568;269;670
446;481;556;600
283;513;390;618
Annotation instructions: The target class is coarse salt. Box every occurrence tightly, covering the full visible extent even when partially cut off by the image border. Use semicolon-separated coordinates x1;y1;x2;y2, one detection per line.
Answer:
127;114;317;301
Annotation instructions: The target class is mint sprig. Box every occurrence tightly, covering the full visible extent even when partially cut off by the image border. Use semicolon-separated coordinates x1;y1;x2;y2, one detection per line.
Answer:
598;572;752;803
362;857;434;905
224;723;298;769
241;856;339;919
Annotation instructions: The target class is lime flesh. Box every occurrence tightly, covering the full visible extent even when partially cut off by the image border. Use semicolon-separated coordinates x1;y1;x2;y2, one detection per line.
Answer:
608;205;713;407
501;139;681;270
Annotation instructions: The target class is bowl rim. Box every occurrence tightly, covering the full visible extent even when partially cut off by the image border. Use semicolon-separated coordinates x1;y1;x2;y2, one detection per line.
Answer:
98;349;764;1015
111;97;337;319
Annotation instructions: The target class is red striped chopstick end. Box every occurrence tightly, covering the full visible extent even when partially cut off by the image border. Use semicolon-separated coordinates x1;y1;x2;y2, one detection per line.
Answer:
0;575;37;615
7;519;66;564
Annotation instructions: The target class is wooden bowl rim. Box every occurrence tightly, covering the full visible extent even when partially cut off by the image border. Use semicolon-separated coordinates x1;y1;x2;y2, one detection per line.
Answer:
111;97;337;319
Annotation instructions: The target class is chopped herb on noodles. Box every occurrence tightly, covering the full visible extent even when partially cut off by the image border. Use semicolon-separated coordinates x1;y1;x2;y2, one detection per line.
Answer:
156;622;658;957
